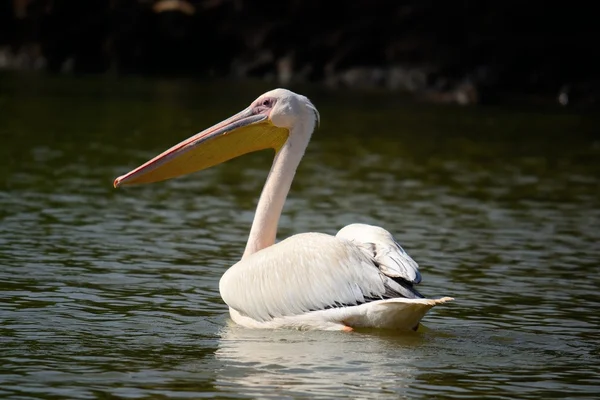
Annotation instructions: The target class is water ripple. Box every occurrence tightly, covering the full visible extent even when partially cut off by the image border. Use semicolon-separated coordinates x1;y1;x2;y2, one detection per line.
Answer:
1;76;599;399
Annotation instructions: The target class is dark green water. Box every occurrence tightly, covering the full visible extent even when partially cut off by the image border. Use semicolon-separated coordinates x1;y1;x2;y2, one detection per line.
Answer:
1;73;599;399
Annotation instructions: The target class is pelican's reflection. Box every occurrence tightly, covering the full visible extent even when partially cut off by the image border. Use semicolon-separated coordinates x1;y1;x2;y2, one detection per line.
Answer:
214;322;427;397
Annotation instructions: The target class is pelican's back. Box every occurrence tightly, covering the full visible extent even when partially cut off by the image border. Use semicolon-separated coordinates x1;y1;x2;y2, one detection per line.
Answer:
219;232;452;331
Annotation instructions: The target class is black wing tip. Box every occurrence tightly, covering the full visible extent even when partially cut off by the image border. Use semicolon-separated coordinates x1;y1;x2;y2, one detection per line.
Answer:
387;277;425;299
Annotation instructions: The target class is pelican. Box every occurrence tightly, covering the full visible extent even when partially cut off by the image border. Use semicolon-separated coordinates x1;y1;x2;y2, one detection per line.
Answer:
114;88;453;331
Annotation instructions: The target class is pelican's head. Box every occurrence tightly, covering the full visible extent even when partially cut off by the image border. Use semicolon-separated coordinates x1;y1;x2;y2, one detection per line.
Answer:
114;88;319;188
256;88;320;130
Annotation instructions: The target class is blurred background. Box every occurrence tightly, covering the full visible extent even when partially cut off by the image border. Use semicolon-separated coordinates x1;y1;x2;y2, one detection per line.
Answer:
1;0;599;106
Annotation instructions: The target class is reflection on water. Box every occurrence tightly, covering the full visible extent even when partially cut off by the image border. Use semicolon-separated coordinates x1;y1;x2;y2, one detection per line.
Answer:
216;324;424;398
0;73;599;398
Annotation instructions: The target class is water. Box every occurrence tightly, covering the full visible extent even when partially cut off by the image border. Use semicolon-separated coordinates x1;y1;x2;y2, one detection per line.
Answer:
1;73;599;399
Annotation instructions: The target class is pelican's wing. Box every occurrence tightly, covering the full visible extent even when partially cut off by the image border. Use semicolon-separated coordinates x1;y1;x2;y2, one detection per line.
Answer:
219;232;424;322
336;223;422;284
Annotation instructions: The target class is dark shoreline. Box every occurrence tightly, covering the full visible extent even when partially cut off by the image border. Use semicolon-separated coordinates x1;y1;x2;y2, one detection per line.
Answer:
1;1;597;107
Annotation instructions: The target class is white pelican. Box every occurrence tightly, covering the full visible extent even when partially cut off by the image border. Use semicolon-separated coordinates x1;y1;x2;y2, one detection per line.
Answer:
114;88;453;331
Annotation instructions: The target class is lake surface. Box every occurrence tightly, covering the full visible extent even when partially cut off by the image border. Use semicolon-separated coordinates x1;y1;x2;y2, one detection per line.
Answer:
1;73;599;399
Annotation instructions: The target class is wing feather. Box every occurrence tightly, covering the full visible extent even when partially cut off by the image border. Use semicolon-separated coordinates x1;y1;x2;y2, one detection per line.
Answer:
220;233;390;322
336;223;422;284
219;228;426;323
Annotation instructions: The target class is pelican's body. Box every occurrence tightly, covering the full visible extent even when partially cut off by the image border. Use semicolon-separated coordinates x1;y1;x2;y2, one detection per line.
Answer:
115;88;452;331
222;230;452;331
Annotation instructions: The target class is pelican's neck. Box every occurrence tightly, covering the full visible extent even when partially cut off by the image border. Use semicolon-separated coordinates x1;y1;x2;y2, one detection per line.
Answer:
242;122;313;258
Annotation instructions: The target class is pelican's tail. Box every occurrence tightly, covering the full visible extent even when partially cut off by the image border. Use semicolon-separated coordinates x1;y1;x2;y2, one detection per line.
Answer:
228;297;453;332
340;296;454;331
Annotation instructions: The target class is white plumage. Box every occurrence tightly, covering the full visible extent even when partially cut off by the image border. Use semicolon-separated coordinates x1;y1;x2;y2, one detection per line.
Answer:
220;225;452;331
115;88;453;332
336;223;422;284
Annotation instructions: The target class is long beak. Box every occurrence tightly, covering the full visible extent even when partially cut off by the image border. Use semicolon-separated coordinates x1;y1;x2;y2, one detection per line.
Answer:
114;107;289;187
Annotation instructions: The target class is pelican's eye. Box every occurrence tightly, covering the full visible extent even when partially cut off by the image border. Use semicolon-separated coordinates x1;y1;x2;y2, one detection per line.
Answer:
254;97;276;114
